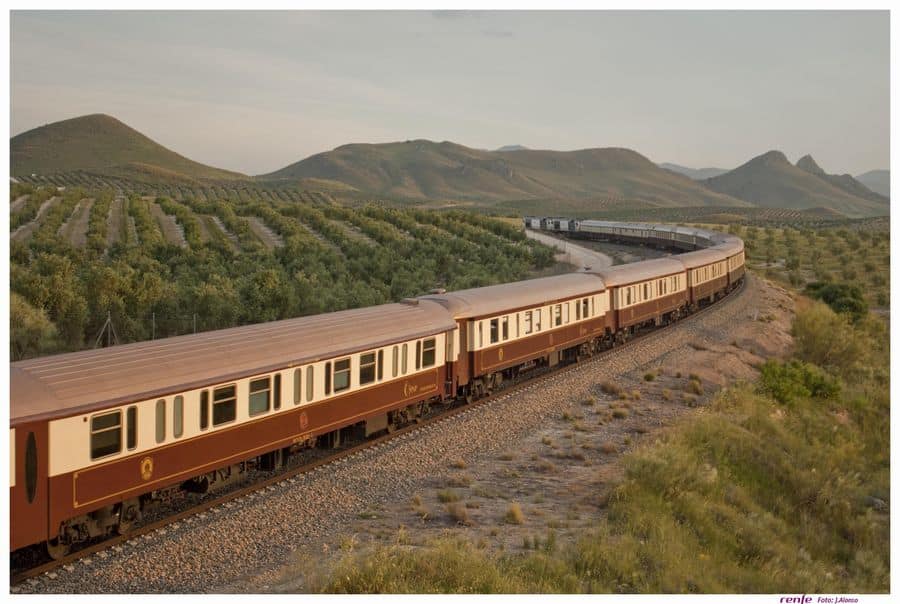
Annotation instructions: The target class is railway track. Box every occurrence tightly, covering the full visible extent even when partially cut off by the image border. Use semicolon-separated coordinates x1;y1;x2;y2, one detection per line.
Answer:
11;278;746;588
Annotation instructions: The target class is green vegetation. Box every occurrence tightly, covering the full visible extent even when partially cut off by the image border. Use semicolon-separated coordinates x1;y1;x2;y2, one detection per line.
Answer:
727;223;890;310
298;303;888;593
9;184;554;360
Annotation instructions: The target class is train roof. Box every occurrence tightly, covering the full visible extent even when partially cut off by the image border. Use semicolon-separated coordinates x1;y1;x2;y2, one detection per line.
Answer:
419;273;606;319
588;257;686;286
673;247;729;269
10;301;456;426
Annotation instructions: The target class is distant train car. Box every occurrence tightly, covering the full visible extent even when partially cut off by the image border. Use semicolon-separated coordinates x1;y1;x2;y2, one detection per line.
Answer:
674;247;730;307
421;273;610;398
590;258;689;335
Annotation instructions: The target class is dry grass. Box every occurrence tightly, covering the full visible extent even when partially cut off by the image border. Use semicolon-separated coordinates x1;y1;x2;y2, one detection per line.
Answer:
504;503;525;525
611;408;629;419
437;489;460;503
446;502;470;525
449;459;468;469
599;442;617;454
599;381;623;396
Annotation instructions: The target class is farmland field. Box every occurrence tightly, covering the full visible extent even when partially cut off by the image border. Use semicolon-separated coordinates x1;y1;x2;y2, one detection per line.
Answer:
9;183;556;360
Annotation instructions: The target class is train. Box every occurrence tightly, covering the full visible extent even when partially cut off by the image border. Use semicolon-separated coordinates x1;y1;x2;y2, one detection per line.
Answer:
10;219;744;558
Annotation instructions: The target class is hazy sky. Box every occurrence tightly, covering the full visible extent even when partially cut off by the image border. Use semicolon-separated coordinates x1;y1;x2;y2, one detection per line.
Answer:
10;10;889;176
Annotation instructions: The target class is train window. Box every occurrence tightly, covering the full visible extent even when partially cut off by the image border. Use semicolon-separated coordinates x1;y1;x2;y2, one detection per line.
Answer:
249;378;270;416
378;350;384;381
25;432;37;504
553;305;562;327
626;288;632;306
200;390;209;430
478;322;484;348
174;396;184;438
516;314;521;338
534;309;541;332
306;366;314;402
294;369;302;405
334;358;351;392
126;406;137;450
212;385;237;426
490;319;499;344
582;298;589;318
360;352;377;385
575;300;581;320
422;338;436;368
644;283;651;299
91;411;122;460
524;311;532;334
416;341;422;370
563;304;569;324
274;374;282;410
402;344;408;374
501;316;509;340
155;399;166;444
392;346;399;378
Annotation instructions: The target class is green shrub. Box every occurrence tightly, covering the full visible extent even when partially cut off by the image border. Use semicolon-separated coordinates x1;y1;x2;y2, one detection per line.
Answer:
758;359;840;405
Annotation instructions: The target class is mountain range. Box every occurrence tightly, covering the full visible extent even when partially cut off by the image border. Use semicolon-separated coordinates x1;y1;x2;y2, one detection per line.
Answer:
9;114;889;217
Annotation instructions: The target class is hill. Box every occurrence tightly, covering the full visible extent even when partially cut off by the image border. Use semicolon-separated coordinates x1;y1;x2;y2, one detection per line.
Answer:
856;169;889;198
659;162;729;180
11;114;246;182
795;154;887;204
704;150;888;218
260;140;750;208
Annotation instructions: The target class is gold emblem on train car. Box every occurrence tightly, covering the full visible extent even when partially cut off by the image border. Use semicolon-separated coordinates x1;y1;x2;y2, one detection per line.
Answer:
498;347;504;361
299;411;309;430
403;382;420;398
140;457;154;481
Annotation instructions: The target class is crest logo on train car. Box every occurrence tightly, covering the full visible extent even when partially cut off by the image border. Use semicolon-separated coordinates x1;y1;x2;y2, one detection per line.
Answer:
403;382;420;398
498;347;504;361
139;457;154;481
299;412;309;430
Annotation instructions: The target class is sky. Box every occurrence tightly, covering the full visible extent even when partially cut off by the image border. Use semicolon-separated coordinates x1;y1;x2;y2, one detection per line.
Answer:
9;10;890;176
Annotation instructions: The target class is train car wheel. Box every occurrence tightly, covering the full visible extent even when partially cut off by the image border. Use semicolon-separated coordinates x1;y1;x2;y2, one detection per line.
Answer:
116;499;141;535
47;538;70;560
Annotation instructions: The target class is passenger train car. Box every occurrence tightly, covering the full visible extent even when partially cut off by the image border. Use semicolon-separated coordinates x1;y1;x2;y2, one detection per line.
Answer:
11;220;744;559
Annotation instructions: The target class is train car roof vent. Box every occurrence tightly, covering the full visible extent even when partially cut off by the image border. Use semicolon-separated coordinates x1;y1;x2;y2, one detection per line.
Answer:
429;287;447;295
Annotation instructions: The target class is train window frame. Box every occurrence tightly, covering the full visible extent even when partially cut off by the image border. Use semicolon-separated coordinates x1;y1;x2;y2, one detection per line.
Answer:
325;362;332;396
306;366;314;402
90;410;123;460
293;369;302;405
378;350;384;381
581;298;589;318
563;303;569;324
553;304;562;327
274;374;282;410
415;341;422;370
478;322;484;348
490;318;499;344
501;316;509;340
402;343;408;374
576;300;581;320
334;358;351;393
249;377;271;417
155;399;166;444
392;346;399;378
174;395;184;438
212;384;237;426
126;406;137;451
534;309;541;332
422;338;436;368
524;311;533;335
360;352;377;385
200;390;210;430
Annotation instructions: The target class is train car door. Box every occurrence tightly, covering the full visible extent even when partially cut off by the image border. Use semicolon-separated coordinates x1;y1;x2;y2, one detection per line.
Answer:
10;421;49;551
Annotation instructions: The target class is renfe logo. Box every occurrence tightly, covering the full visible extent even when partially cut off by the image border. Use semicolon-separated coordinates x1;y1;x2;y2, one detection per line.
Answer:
780;597;812;604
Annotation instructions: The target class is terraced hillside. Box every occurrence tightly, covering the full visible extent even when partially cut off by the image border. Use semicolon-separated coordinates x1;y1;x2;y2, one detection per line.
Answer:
9;183;556;360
